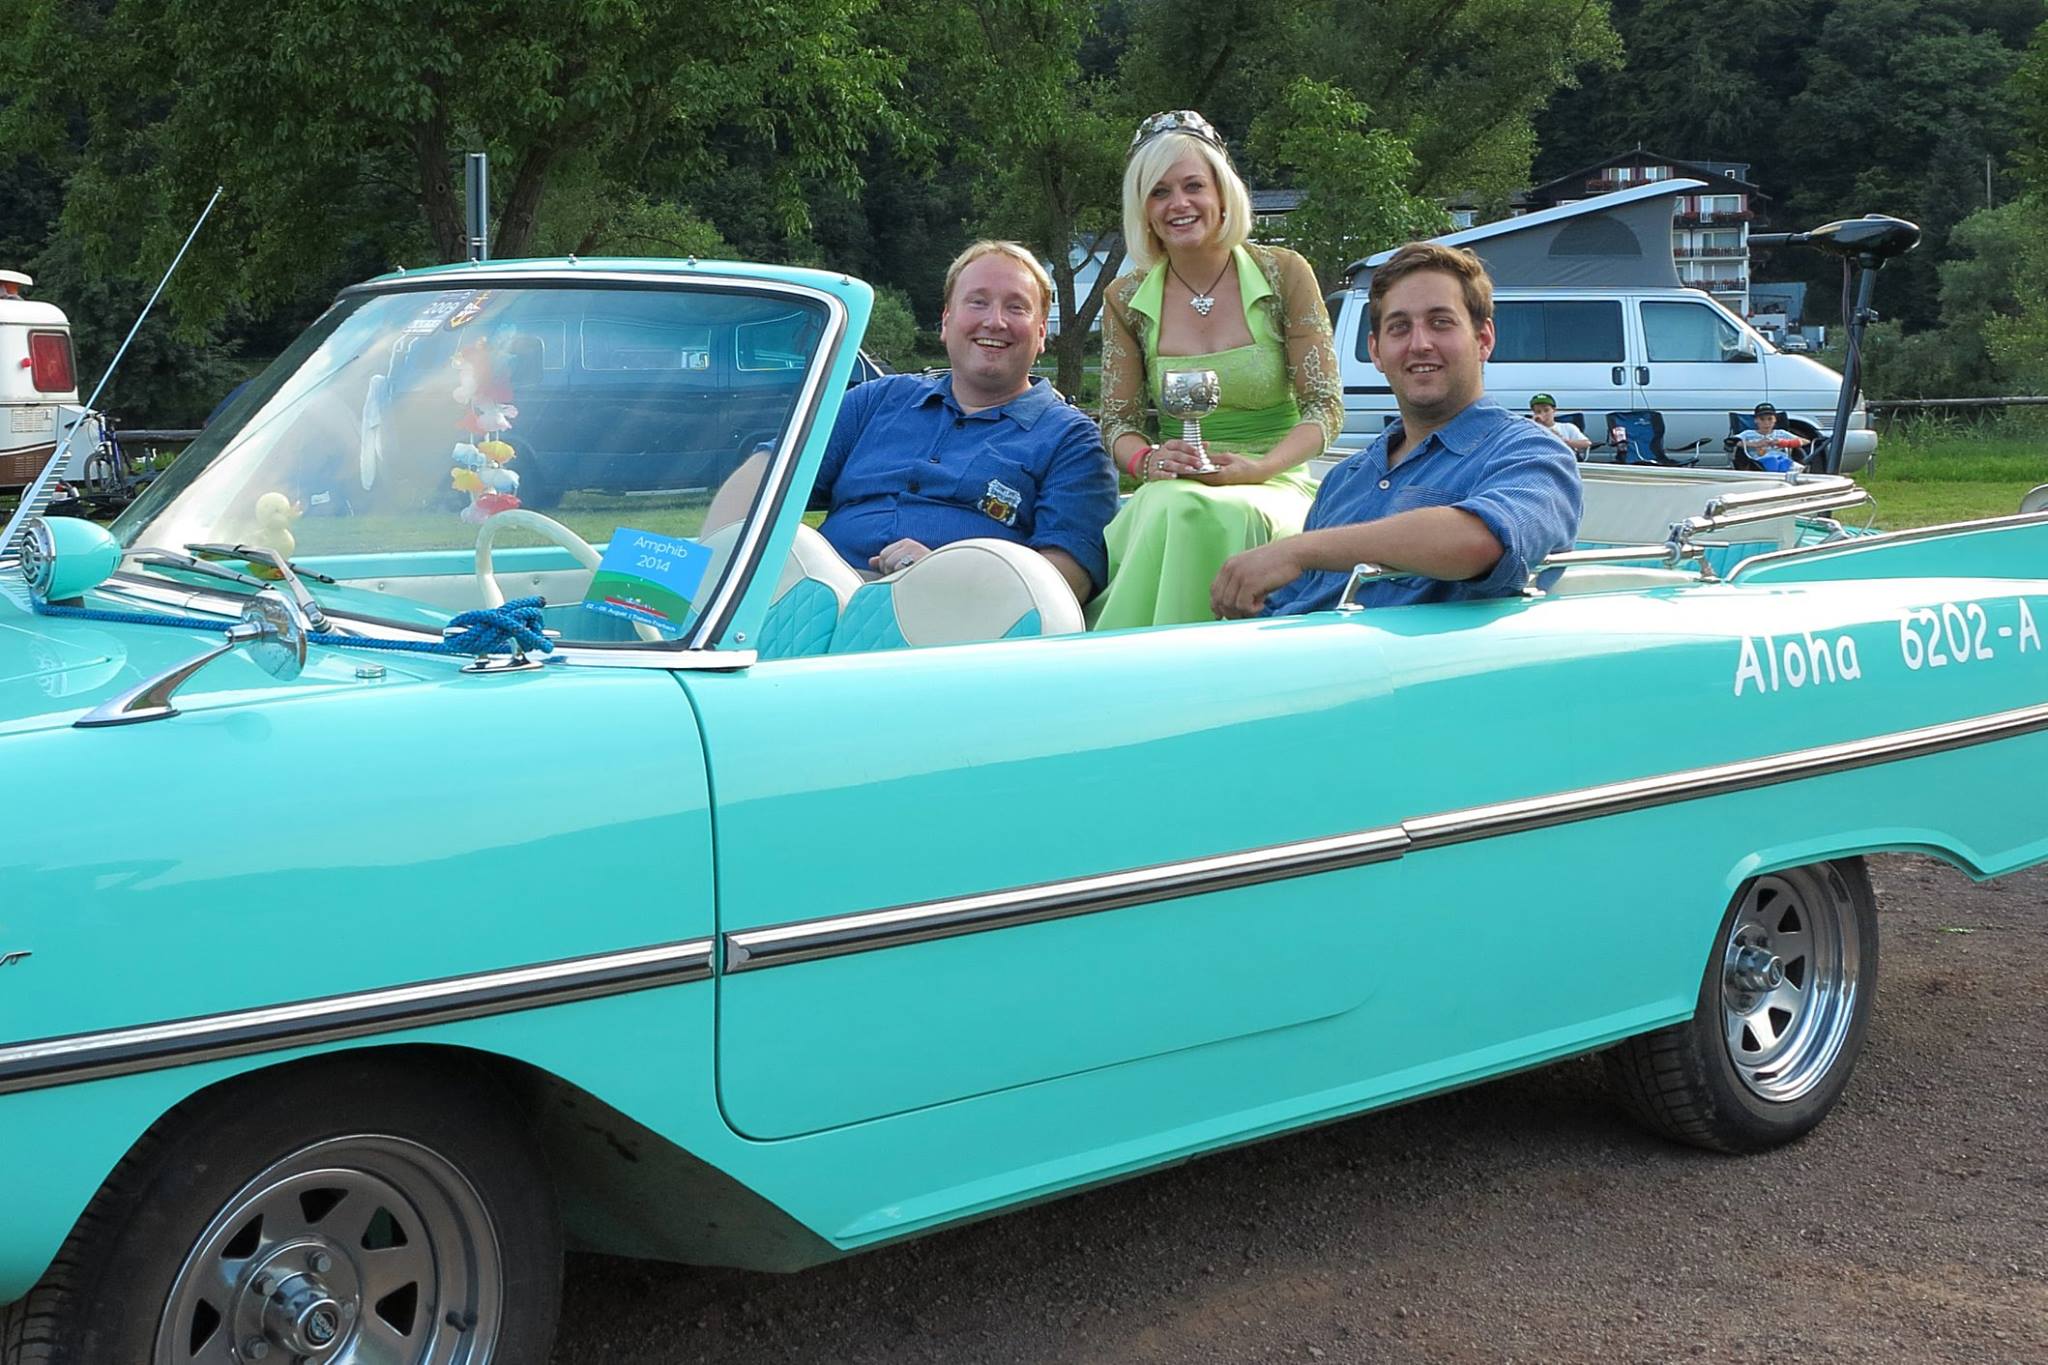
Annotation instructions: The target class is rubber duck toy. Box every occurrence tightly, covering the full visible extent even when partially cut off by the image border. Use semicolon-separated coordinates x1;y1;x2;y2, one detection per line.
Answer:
246;491;301;578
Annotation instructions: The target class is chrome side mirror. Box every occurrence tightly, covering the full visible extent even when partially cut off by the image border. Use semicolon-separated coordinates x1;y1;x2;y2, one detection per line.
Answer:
74;589;310;728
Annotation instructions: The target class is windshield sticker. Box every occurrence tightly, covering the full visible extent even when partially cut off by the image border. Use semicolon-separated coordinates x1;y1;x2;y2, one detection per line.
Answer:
447;291;494;329
582;530;714;638
401;290;481;336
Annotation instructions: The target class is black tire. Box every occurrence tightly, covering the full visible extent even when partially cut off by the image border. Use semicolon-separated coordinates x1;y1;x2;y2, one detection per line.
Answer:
1;1052;561;1365
1606;858;1878;1153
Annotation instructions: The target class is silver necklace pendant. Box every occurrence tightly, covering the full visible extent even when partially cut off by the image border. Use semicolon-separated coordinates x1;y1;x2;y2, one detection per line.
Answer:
1189;295;1215;316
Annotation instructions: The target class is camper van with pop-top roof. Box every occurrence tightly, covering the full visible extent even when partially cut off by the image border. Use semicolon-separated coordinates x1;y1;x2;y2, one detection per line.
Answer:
1329;182;1877;471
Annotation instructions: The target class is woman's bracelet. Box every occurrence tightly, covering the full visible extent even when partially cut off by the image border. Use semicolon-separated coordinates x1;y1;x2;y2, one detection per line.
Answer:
1124;444;1152;479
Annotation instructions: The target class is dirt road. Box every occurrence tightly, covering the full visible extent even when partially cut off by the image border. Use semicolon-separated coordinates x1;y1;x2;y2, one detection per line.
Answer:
552;853;2048;1364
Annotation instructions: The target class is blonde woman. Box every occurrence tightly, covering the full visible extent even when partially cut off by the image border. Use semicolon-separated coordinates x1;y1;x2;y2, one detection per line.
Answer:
1089;110;1342;629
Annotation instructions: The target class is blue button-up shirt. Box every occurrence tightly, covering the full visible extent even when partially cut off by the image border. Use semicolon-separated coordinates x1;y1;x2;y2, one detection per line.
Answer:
813;374;1118;592
1264;400;1582;615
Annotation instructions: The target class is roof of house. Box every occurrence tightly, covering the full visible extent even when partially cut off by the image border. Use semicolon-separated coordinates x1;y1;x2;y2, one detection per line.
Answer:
1529;149;1765;201
1251;189;1305;214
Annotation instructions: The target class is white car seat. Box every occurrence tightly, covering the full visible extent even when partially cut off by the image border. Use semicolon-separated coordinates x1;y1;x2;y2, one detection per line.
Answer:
698;522;862;659
830;538;1083;654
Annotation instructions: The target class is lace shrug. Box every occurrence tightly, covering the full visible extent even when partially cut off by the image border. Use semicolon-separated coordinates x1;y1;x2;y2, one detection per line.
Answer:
1098;242;1342;456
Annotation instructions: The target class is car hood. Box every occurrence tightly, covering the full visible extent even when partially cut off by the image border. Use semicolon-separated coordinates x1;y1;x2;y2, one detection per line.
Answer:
0;587;434;733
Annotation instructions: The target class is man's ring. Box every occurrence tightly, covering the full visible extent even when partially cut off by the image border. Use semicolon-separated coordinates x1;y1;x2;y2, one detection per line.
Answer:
895;555;914;570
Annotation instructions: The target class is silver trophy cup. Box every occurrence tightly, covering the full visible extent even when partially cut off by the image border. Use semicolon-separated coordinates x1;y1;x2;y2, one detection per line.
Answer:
1160;369;1221;473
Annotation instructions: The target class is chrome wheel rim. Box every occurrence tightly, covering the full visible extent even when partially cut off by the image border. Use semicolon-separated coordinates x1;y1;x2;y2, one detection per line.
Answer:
155;1135;503;1365
1719;868;1862;1103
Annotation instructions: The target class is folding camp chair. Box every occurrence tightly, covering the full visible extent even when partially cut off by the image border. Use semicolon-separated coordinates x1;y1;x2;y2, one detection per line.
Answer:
1604;409;1695;467
1726;412;1803;473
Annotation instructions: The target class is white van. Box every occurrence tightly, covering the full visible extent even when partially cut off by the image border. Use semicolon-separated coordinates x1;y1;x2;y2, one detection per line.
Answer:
1329;284;1876;472
1328;180;1878;472
0;271;80;492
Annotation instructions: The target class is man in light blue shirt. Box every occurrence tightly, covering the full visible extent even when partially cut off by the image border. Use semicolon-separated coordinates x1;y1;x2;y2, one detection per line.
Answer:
1212;243;1581;617
813;242;1117;600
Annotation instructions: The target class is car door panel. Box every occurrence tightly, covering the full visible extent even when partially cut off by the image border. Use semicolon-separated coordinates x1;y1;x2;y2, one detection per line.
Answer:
692;619;1399;1137
694;596;1774;1142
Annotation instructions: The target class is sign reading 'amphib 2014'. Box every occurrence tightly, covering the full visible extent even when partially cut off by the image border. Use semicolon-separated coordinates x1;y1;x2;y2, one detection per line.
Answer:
581;529;715;638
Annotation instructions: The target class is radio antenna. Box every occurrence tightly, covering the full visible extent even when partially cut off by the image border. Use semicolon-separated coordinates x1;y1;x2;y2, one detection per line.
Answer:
2;185;226;562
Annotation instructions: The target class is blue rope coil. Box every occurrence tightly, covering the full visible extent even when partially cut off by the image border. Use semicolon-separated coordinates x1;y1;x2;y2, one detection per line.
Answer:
31;595;555;657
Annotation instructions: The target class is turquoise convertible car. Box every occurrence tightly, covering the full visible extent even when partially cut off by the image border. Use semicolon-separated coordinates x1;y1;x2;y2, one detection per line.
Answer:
4;259;2046;1365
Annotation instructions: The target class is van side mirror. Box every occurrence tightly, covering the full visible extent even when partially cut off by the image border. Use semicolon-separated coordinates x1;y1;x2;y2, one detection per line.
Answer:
1726;347;1759;364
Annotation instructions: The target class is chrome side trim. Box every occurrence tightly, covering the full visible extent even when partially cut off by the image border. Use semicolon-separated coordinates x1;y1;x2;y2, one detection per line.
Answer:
723;827;1412;971
0;938;714;1097
1405;698;2048;849
722;699;2048;973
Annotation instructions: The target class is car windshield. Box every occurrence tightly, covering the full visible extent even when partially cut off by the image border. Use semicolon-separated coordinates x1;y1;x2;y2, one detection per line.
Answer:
115;280;831;646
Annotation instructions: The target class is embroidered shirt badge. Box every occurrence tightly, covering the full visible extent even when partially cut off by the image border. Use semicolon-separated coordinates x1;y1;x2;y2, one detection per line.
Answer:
979;478;1023;527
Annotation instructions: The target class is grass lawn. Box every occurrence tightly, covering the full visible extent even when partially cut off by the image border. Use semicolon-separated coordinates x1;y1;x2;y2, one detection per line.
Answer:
1861;422;2048;530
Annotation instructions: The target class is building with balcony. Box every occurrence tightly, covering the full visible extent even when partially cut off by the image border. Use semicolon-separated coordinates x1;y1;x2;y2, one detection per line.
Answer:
1524;150;1766;315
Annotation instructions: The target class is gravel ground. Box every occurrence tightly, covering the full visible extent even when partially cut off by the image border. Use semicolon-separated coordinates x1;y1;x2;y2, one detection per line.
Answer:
551;853;2048;1364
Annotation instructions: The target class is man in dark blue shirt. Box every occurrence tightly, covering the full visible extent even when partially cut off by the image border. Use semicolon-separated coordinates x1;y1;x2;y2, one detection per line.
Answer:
1211;243;1581;618
813;242;1118;601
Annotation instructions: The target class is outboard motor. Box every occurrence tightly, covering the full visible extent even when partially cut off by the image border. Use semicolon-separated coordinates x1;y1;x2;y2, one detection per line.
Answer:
1749;214;1920;475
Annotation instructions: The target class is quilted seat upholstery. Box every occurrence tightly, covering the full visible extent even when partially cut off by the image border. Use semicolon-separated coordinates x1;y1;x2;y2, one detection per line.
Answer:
829;538;1083;655
753;525;864;660
698;523;863;660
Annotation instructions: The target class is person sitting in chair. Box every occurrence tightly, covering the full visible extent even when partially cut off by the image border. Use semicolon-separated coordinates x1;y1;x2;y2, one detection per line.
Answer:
1527;394;1591;456
1731;402;1809;472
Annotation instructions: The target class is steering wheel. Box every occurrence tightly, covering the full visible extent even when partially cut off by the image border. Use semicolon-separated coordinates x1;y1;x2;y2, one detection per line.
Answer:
474;509;663;644
475;508;600;607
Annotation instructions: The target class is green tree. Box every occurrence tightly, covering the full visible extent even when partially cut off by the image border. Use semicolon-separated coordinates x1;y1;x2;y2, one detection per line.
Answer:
916;0;1129;397
1122;0;1622;205
0;0;913;329
1860;197;2041;396
862;285;921;366
1249;79;1450;285
1986;19;2048;387
1535;1;2040;334
1784;0;2031;327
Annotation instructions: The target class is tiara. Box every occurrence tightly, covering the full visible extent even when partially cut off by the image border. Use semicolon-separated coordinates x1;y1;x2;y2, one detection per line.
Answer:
1128;110;1229;160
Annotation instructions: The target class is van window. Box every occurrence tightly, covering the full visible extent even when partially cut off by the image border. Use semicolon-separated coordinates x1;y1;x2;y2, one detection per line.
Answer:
737;310;817;372
1485;300;1625;364
1642;301;1744;363
582;317;714;371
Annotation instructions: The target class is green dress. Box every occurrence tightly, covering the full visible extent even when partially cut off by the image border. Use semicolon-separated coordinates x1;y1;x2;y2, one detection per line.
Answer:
1088;249;1321;630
